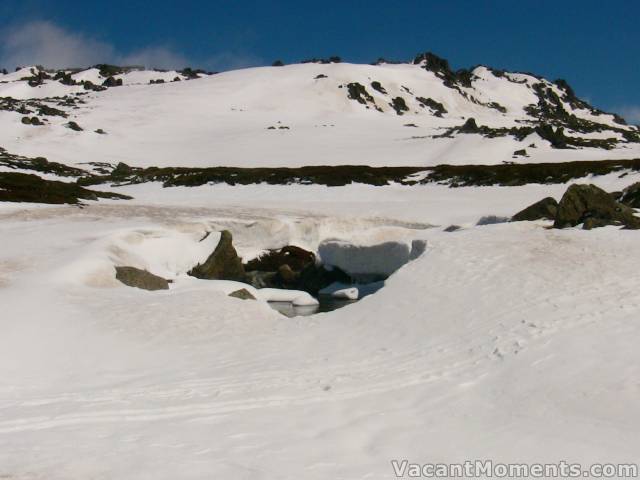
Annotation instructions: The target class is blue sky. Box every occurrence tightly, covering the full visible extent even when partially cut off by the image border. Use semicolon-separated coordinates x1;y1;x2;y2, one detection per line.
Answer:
1;0;639;120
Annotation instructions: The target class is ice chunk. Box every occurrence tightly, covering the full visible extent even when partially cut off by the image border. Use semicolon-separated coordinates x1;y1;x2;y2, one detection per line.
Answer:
256;288;319;306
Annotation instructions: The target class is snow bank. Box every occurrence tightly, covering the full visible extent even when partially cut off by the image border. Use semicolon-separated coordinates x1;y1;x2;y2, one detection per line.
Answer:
318;238;427;279
318;281;385;300
52;226;220;287
256;288;319;306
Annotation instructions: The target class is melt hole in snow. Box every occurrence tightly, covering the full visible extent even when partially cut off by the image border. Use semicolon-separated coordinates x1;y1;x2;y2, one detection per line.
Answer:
268;238;427;317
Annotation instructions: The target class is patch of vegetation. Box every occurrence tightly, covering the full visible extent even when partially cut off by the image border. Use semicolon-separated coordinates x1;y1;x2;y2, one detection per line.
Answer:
423;159;640;187
0;96;69;118
0;147;89;177
73;157;640;191
0;172;131;204
22;69;51;87
78;164;427;188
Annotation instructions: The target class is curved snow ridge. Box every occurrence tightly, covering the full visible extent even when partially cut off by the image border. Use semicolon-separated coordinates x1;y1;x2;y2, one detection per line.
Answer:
50;225;220;287
318;237;427;279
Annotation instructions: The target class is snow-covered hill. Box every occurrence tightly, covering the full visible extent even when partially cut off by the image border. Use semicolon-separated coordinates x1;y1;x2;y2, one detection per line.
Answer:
2;53;639;168
2;54;640;479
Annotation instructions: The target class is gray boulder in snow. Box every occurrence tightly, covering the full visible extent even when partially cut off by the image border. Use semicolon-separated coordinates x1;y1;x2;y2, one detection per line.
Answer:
512;197;558;222
188;230;246;281
619;182;640;208
554;184;640;230
115;266;170;291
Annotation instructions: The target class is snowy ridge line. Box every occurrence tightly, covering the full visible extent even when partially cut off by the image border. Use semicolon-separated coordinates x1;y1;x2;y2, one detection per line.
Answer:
3;52;640;171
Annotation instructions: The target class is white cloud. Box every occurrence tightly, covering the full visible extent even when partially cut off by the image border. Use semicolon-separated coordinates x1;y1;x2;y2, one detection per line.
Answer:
0;21;199;71
121;47;189;71
1;21;115;69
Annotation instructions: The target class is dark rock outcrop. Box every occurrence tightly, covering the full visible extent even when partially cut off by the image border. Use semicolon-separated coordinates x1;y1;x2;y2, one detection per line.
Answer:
459;118;480;133
513;149;528;157
188;230;245;281
65;121;83;131
102;76;123;87
619;182;640;208
512;197;558;222
553;184;640;230
389;97;409;115
245;245;316;272
115;266;170;291
242;244;350;293
228;288;256;300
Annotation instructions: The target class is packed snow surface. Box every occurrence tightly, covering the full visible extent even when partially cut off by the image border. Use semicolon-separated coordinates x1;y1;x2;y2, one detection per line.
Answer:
2;59;640;479
1;172;640;478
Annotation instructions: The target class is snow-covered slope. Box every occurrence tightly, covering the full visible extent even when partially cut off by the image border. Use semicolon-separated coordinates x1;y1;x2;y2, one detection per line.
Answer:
2;54;640;479
1;55;639;168
2;175;640;478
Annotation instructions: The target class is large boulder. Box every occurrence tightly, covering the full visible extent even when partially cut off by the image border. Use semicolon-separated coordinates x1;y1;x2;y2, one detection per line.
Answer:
245;245;316;272
102;76;123;87
554;184;640;230
619;182;640;208
188;230;246;281
512;197;558;222
115;266;170;291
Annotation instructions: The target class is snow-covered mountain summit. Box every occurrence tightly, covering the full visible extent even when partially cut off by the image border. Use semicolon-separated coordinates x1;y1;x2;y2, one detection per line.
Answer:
1;52;639;168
